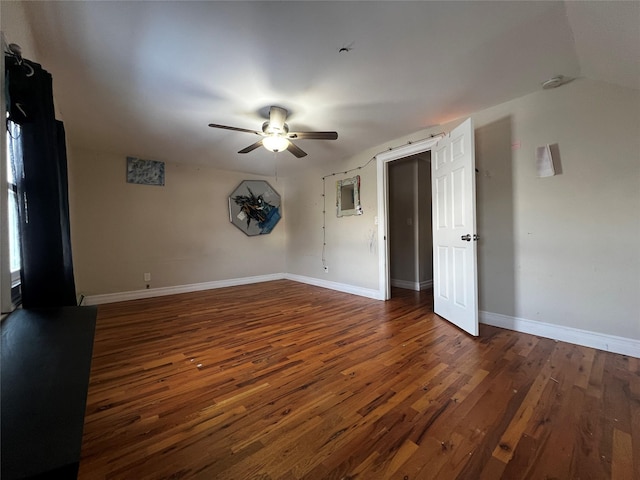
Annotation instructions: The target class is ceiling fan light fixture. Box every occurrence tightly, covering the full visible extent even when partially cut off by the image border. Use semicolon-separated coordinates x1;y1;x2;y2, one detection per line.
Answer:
262;135;289;153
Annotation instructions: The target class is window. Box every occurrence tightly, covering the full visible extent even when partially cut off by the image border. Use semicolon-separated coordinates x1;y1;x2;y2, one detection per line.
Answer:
6;119;22;304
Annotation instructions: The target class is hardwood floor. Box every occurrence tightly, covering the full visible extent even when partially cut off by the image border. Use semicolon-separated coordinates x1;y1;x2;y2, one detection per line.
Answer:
78;280;639;479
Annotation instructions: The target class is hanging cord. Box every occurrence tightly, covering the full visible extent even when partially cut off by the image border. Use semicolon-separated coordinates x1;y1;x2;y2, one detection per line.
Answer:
6;119;22;139
320;133;445;269
322;177;327;267
321;156;376;183
321;156;376;269
273;151;278;182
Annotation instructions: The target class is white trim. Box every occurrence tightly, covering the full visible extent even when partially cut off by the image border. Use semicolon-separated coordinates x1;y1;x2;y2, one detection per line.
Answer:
412;161;420;290
391;279;420;291
84;273;285;305
376;136;443;301
284;273;383;300
480;311;640;358
420;279;434;290
376;154;388;299
85;273;383;306
390;278;433;291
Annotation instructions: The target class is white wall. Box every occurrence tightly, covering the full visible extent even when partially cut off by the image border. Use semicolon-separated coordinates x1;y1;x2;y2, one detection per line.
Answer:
68;148;286;296
472;78;640;340
1;3;40;63
284;153;380;292
286;78;640;341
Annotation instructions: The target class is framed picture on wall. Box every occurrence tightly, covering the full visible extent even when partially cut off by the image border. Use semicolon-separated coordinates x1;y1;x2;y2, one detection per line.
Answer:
126;156;165;186
229;180;282;236
337;175;362;217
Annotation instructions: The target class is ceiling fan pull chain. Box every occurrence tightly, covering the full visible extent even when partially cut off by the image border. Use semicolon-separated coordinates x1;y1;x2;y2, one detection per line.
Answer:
274;152;278;182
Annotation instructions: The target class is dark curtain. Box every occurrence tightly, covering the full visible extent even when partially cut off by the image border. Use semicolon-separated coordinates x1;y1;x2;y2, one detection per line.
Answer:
5;55;77;307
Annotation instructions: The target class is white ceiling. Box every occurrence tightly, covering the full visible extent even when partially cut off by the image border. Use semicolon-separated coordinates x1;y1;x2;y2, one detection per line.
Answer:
13;1;640;176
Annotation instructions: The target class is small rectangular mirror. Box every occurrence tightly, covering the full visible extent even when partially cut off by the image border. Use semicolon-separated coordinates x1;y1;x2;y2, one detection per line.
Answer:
337;175;362;217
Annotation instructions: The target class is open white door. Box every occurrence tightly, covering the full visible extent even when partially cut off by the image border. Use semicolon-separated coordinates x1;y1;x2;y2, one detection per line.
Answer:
431;118;478;336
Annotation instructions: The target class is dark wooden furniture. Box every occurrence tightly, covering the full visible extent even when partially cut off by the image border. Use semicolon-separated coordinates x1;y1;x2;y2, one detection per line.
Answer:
1;306;97;480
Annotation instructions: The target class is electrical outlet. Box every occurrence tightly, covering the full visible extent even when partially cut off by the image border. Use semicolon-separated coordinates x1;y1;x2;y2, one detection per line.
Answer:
324;266;329;273
144;272;151;282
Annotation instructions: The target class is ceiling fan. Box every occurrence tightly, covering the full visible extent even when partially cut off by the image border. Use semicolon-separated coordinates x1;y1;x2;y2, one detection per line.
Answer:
208;106;338;158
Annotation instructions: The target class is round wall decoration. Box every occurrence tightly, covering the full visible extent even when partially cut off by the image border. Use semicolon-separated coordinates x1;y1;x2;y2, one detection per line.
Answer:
228;180;281;236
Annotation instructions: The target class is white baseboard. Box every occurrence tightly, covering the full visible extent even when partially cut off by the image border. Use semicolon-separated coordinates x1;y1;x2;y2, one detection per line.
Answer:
83;273;383;305
284;273;383;300
391;279;419;291
391;279;433;291
83;278;638;358
420;280;434;290
83;273;285;305
480;311;640;358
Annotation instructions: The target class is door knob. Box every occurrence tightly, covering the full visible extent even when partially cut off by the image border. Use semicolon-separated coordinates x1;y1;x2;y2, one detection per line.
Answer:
461;234;471;241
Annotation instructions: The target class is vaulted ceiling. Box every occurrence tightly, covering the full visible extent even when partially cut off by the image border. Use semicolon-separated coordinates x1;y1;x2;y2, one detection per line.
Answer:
6;1;640;176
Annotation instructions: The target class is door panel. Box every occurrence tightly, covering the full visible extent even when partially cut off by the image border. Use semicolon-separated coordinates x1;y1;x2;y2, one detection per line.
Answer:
452;166;466;227
435;175;448;229
436;245;449;300
453;246;467;307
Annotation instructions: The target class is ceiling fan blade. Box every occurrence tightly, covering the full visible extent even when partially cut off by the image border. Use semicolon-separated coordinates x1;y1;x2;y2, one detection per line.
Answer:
238;139;264;154
288;131;338;140
208;123;262;136
286;141;307;158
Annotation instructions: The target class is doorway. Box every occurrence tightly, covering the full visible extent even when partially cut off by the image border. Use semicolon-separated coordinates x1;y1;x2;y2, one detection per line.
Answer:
376;119;479;336
388;153;432;297
375;135;442;300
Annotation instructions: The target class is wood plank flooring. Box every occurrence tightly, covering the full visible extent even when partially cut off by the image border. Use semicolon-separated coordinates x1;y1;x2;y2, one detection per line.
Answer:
78;280;639;479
